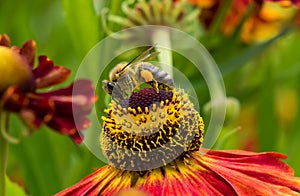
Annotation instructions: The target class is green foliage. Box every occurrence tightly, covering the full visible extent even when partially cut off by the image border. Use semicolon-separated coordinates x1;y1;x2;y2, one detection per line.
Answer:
5;176;26;196
1;0;300;194
63;0;101;59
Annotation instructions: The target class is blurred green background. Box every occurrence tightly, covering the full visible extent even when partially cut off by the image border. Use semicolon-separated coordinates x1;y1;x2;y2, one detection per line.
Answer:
1;0;300;195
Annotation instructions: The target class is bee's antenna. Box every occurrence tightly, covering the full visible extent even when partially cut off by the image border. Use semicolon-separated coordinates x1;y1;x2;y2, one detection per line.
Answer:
120;46;157;72
122;54;141;71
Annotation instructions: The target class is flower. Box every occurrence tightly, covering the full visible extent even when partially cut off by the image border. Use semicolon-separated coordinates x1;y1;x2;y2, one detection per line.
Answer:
188;0;218;8
101;87;203;171
189;0;299;43
103;0;200;36
240;1;298;43
193;0;220;29
264;0;300;7
56;82;300;195
187;0;251;32
221;0;252;36
56;150;300;195
0;34;95;144
113;189;150;196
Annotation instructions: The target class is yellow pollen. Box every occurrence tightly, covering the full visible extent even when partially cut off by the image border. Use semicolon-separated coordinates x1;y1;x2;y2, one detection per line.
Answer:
152;104;157;111
101;89;204;170
145;107;149;114
160;101;164;107
137;106;143;113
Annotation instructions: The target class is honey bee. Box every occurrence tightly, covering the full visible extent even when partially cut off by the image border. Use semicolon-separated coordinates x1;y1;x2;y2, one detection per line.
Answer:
102;47;174;100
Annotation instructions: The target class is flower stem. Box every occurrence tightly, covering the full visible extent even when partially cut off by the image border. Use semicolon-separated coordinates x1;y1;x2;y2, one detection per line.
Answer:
210;0;232;36
152;29;173;78
0;111;9;196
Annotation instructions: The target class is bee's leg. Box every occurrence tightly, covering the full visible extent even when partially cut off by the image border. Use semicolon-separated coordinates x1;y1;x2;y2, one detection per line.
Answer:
154;80;159;93
147;80;159;93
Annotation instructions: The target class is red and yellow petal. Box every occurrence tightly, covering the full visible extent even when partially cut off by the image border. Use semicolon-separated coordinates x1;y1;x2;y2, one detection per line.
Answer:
221;0;252;36
264;0;300;7
240;15;281;43
196;150;300;195
56;149;300;196
112;189;150;196
135;169;165;195
187;0;218;8
55;166;134;196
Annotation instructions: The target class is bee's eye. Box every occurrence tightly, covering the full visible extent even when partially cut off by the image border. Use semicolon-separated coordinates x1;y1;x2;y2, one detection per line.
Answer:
107;82;115;90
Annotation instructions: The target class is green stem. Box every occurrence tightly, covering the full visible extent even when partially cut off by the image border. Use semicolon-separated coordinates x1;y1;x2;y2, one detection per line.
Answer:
213;126;241;149
210;0;232;36
0;111;9;196
151;29;173;78
108;0;123;31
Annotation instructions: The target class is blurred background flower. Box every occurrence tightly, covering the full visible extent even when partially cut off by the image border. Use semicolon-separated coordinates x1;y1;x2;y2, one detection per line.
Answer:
0;35;95;144
0;0;300;195
189;0;299;43
102;0;201;36
0;34;96;195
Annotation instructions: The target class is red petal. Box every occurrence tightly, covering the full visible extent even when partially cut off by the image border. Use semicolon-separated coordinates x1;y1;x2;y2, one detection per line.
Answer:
196;149;300;195
2;80;95;144
20;40;36;67
37;79;95;143
54;151;300;195
55;166;134;196
1;86;29;112
33;56;71;88
0;34;11;47
19;95;54;129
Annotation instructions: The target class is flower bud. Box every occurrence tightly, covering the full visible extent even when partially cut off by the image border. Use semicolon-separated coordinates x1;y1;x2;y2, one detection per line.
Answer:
203;97;240;126
104;0;201;36
0;46;34;94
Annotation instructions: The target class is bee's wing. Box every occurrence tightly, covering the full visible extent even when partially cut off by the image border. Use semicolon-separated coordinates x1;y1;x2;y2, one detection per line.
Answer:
120;46;159;73
134;46;159;62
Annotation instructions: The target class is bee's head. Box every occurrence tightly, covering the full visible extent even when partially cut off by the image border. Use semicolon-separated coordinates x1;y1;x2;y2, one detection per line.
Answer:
109;62;128;82
102;80;115;95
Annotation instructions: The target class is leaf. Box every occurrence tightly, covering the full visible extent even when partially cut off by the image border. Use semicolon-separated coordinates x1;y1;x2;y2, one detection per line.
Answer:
216;28;293;75
285;76;300;176
6;176;26;196
257;65;278;152
63;0;100;59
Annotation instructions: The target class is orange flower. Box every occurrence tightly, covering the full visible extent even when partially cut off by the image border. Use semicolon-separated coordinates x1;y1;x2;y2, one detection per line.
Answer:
240;1;297;43
187;0;218;8
221;0;252;36
188;0;252;31
264;0;300;7
56;79;300;195
189;0;299;43
56;149;300;195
